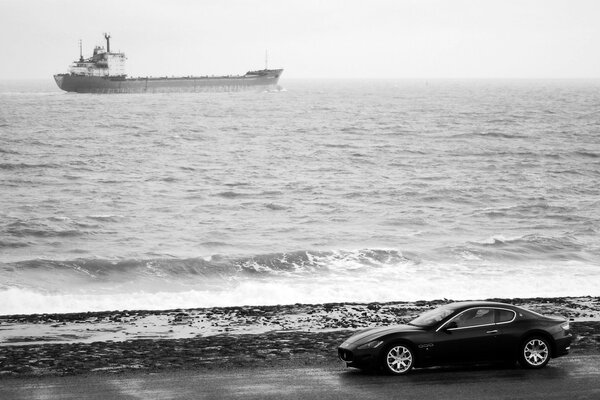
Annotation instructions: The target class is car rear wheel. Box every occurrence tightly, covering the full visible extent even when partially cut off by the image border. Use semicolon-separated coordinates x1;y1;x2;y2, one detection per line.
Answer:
519;337;550;369
383;344;414;375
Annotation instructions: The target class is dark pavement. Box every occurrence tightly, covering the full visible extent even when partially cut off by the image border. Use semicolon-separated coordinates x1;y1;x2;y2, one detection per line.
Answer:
1;355;599;399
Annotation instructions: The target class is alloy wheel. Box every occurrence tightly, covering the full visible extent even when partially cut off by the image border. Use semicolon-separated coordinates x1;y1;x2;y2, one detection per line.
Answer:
385;345;413;374
523;338;549;366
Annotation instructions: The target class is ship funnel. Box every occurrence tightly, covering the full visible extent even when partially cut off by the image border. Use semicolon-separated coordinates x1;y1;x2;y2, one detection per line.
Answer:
104;33;111;53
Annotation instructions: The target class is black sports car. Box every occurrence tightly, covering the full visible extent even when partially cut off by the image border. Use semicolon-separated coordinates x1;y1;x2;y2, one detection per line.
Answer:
338;301;572;375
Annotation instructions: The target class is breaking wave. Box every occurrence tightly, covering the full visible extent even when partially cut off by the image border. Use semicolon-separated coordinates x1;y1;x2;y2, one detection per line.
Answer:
1;249;410;283
1;248;598;315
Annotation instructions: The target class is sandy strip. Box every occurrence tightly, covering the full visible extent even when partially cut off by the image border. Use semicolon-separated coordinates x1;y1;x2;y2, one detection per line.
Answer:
0;296;598;377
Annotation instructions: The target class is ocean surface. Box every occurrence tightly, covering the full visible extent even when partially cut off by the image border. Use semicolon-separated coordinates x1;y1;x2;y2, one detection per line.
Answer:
1;79;599;315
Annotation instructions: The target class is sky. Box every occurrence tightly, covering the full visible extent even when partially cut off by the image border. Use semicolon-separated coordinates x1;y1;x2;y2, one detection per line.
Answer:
1;0;599;79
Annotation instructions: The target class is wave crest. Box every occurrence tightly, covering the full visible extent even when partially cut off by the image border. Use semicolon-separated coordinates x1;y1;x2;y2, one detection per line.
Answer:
1;249;410;283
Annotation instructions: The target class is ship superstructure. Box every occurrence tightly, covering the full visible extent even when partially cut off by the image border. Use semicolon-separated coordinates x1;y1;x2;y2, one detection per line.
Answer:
54;34;283;93
68;34;126;77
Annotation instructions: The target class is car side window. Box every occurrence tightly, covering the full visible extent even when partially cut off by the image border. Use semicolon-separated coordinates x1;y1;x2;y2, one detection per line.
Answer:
496;309;515;323
452;308;495;328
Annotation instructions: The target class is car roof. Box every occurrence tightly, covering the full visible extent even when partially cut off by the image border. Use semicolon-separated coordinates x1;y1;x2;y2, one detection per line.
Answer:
446;301;518;310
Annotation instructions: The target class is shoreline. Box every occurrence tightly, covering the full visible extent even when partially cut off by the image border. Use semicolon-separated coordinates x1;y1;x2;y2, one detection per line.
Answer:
1;296;598;377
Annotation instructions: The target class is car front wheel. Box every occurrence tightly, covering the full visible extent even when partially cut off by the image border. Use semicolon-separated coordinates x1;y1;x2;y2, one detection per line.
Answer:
383;344;414;375
519;337;550;369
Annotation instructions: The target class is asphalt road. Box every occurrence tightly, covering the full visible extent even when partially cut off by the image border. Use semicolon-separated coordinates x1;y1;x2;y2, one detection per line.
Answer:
1;355;599;400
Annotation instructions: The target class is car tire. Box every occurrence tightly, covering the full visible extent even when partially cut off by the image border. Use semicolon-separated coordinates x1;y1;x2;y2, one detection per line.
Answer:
519;337;551;369
382;344;414;375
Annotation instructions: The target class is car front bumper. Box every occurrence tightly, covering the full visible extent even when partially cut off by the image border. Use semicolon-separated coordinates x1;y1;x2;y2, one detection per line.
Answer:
338;346;380;369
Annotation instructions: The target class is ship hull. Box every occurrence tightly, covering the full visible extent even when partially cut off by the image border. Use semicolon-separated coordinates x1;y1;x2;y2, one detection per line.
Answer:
53;69;283;93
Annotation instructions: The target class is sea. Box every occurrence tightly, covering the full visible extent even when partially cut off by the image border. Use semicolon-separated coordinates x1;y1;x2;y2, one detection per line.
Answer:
1;79;599;315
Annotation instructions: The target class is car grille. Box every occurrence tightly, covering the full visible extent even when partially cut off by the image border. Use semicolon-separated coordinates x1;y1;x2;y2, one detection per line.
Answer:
338;348;353;362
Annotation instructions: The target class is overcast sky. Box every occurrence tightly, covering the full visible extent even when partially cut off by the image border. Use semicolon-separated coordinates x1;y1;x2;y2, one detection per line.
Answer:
1;0;599;79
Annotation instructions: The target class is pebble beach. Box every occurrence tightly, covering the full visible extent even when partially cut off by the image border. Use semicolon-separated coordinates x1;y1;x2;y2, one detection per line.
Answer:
1;296;598;377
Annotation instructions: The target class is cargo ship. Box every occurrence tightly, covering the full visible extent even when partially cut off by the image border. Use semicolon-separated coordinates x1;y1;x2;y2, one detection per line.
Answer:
53;34;283;93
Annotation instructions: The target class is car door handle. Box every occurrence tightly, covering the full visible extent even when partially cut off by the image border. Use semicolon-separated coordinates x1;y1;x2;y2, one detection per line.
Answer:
486;330;498;334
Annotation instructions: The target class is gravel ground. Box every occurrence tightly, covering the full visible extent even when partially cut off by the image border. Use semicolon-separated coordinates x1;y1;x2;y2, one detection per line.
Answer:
1;296;598;377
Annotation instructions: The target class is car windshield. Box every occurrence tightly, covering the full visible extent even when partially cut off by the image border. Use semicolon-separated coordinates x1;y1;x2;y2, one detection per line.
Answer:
409;305;456;327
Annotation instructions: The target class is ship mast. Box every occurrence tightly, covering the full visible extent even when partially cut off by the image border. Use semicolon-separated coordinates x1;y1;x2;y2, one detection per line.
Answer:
265;50;268;70
79;39;83;62
104;33;111;53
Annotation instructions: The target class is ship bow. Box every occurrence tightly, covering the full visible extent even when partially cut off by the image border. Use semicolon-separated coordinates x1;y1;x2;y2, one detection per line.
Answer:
53;74;65;90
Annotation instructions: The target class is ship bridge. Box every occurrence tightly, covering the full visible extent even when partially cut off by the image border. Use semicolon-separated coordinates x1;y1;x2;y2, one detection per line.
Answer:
68;34;126;77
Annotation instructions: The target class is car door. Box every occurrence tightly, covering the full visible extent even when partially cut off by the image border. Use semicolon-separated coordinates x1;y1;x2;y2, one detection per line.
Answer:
432;307;498;364
491;308;518;360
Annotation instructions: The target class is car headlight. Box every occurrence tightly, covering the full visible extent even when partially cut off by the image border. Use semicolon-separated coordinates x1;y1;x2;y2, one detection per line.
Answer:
561;322;570;331
357;340;384;350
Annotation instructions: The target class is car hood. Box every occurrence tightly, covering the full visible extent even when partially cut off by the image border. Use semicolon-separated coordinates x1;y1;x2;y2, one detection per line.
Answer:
341;324;424;347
